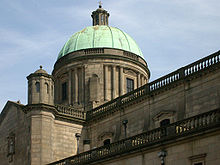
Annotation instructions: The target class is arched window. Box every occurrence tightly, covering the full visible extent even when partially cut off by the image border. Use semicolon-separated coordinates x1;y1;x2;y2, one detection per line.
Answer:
103;139;110;146
96;14;99;24
35;82;40;93
160;119;170;127
45;83;49;94
101;15;104;24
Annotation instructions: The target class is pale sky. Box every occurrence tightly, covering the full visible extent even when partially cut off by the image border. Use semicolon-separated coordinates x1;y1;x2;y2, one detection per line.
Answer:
0;0;220;111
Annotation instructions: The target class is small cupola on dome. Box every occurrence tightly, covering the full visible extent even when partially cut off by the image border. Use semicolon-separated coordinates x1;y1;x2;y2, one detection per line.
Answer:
91;2;110;26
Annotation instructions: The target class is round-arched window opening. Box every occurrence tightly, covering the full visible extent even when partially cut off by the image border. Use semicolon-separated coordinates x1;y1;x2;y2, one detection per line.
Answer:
35;82;40;93
103;139;110;146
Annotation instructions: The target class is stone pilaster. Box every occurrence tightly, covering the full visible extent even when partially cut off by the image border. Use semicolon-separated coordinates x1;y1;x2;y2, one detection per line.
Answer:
68;70;72;105
104;65;108;101
74;68;78;103
40;79;43;103
120;67;124;96
137;73;141;88
112;66;116;99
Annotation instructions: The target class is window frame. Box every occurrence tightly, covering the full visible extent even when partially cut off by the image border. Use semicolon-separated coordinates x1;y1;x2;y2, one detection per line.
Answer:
126;78;134;93
189;153;206;165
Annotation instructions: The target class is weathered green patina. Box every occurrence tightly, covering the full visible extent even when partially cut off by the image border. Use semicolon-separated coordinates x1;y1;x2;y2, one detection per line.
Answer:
58;25;143;59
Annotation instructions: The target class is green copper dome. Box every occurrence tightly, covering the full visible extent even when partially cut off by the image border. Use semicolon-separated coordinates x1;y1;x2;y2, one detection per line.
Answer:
58;25;144;59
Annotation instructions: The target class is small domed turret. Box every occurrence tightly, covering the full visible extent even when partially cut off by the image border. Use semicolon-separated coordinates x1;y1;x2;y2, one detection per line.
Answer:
27;66;54;105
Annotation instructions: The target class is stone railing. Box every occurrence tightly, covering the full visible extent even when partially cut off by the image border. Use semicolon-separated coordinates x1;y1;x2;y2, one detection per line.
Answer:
184;51;220;76
55;104;86;120
87;50;220;120
84;48;104;54
123;51;138;60
48;108;220;165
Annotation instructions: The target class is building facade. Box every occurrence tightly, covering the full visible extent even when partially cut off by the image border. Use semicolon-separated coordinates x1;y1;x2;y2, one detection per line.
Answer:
0;5;220;165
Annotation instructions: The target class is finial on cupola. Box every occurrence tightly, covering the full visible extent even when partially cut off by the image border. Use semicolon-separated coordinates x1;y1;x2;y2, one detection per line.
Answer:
99;1;102;8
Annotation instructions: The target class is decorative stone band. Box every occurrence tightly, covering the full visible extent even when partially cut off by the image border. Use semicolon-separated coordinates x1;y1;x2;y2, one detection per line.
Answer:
87;50;220;120
47;108;220;165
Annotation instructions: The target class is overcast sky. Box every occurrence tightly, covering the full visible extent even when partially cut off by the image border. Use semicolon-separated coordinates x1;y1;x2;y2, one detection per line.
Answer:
0;0;220;111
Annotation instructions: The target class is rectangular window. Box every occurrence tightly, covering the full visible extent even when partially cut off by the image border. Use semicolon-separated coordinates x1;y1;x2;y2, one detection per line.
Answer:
62;82;67;101
126;78;134;93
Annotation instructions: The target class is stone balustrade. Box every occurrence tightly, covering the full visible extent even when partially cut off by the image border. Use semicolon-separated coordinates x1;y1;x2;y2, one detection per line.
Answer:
87;50;220;120
55;104;86;120
48;108;220;165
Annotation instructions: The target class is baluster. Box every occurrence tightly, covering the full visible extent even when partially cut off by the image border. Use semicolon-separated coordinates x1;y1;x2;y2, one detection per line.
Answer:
201;115;205;126
175;125;178;134
148;132;152;142
198;116;202;127
180;124;183;133
204;114;208;126
142;134;146;144
188;67;190;75
191;118;194;130
195;64;197;72
212;111;216;123
167;77;169;84
193;65;196;73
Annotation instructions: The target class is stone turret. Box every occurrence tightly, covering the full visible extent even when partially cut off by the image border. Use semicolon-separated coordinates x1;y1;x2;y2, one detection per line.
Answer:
27;66;54;105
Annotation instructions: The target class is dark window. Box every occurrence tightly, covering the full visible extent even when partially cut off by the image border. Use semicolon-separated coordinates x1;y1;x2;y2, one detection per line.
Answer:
103;139;110;145
96;14;99;24
126;78;134;93
160;119;170;127
51;85;53;96
194;163;203;165
62;82;67;100
45;83;49;94
35;82;40;93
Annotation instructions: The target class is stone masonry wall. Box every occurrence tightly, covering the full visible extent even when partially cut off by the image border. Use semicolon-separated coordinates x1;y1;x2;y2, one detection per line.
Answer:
87;68;220;148
28;109;83;165
0;102;30;165
96;131;220;165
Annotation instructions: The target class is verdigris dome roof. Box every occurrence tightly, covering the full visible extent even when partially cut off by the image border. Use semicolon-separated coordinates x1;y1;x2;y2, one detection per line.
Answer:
58;25;143;59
